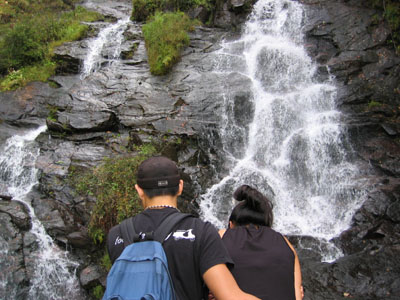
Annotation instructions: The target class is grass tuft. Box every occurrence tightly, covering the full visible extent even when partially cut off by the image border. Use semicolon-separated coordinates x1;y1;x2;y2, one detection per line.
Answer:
142;11;197;75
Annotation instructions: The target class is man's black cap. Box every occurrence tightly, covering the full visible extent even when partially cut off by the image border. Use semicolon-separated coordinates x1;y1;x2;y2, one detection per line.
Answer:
136;156;180;189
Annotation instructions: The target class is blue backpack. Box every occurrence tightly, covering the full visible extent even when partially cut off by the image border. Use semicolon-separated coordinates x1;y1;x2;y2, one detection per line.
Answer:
103;212;190;300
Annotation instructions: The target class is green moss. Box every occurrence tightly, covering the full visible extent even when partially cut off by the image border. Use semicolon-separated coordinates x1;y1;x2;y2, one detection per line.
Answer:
368;100;382;109
71;144;157;244
142;11;197;75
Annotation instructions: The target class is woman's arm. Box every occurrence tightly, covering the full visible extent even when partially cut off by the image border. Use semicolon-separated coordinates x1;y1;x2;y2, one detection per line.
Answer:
284;237;304;300
203;264;260;300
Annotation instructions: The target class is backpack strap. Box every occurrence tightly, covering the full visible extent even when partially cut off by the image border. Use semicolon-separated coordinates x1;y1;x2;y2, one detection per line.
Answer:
120;212;192;247
120;217;137;247
154;212;192;243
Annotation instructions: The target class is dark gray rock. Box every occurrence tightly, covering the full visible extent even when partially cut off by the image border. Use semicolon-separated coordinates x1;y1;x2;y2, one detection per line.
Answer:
302;245;400;300
0;208;30;299
0;200;31;230
300;0;400;298
57;110;118;132
213;0;256;29
67;229;91;248
80;264;105;289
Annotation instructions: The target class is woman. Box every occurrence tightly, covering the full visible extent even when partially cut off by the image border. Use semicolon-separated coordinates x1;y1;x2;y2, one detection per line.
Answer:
219;185;304;300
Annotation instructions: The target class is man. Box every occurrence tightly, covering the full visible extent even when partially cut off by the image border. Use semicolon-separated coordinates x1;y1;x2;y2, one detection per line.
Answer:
106;156;260;300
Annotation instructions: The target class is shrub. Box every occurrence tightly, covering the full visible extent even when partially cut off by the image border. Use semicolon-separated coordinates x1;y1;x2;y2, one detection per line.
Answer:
142;11;196;75
0;17;48;70
131;0;162;22
71;144;157;244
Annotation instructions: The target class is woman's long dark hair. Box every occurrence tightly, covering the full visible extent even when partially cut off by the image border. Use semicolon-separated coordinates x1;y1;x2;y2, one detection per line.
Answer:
229;185;273;227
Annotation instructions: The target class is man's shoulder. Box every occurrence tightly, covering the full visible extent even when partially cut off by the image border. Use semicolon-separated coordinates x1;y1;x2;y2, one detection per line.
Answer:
176;213;215;229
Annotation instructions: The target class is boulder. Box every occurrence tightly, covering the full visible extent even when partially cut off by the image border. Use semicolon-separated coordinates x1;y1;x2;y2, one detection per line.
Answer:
80;264;105;289
0;200;31;231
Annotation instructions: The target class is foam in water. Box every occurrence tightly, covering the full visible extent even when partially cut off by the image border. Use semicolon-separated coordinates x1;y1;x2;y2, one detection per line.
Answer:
0;126;85;299
199;0;366;261
80;17;130;79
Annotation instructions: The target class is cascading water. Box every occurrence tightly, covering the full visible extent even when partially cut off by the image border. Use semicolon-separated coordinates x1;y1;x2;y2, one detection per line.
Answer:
80;17;130;78
200;0;366;261
0;127;85;299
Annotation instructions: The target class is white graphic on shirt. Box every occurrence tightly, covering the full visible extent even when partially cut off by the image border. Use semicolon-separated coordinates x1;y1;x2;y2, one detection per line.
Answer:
115;236;124;245
172;229;195;241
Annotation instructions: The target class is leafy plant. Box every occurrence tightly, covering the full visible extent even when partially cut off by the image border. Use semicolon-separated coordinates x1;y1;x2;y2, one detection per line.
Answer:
71;144;157;244
142;11;197;75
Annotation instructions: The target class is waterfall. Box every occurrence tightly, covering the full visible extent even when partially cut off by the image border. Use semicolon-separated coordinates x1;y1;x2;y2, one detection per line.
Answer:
0;126;85;299
80;17;130;79
200;0;366;261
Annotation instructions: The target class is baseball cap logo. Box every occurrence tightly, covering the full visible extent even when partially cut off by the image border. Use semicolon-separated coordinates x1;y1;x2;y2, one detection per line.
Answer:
158;180;168;187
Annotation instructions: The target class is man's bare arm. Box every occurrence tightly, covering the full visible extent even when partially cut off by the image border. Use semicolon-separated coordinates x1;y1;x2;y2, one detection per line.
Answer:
203;264;261;300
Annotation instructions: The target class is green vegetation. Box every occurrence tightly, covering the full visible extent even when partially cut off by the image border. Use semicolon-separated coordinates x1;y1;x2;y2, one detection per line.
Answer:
46;105;59;122
368;100;383;109
368;0;400;54
101;252;112;271
92;285;104;299
71;144;157;244
131;0;213;22
131;0;212;75
143;11;197;75
0;0;103;91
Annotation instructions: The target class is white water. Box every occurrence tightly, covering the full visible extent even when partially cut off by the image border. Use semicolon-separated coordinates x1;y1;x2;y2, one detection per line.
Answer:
80;17;130;78
200;0;366;261
0;126;85;299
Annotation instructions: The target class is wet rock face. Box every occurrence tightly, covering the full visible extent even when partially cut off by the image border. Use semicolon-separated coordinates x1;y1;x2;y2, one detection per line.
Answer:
0;0;399;298
300;0;400;299
1;11;252;294
0;199;31;299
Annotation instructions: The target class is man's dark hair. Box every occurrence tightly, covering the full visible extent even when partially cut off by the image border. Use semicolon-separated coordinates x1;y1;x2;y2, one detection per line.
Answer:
229;185;273;227
142;186;180;199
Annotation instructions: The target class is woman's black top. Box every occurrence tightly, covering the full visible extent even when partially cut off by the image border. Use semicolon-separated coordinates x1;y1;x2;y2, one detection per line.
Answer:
222;226;295;300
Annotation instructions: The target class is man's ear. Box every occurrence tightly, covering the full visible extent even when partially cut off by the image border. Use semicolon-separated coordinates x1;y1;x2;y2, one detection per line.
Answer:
135;184;145;200
177;179;183;196
229;221;235;229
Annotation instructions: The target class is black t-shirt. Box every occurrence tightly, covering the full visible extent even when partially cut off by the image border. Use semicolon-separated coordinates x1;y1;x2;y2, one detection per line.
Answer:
222;226;295;300
106;208;233;300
